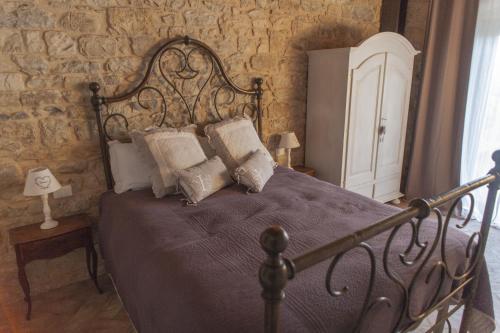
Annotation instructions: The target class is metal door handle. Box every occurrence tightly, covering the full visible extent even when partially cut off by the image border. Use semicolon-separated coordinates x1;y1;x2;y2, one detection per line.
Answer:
379;125;386;136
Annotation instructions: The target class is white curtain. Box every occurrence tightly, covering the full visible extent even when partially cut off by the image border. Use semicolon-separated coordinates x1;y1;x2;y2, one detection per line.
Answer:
461;0;500;225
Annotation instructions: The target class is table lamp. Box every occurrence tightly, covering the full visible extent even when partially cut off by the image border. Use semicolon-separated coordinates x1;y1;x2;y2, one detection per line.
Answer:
279;132;300;169
23;167;61;230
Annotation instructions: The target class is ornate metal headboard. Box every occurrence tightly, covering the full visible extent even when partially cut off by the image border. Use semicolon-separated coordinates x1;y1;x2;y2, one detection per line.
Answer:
89;36;264;190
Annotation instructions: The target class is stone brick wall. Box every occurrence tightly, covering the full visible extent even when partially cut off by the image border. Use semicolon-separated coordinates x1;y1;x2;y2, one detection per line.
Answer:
0;0;381;300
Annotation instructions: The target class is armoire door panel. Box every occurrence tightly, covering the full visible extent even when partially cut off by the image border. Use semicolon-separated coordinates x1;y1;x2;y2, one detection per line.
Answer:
347;183;374;198
376;53;412;180
374;174;402;200
345;54;385;188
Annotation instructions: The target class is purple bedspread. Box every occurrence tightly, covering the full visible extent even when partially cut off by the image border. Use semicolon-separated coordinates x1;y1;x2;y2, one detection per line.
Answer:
99;167;493;332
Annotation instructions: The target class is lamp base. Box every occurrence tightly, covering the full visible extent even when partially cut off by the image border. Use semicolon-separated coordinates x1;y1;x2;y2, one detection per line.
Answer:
40;219;58;230
285;148;293;169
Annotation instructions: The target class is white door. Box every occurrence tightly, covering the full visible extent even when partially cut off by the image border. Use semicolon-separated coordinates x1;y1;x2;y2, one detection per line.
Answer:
373;53;413;200
344;53;385;192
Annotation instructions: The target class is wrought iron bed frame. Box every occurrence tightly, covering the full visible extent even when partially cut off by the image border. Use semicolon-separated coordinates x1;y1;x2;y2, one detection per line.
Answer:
88;36;500;332
259;153;500;333
89;35;263;190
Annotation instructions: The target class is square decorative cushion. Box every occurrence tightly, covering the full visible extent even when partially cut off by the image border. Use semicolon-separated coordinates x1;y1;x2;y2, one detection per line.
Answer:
145;129;207;194
108;140;153;194
204;116;275;171
130;125;197;198
234;150;274;193
175;156;233;204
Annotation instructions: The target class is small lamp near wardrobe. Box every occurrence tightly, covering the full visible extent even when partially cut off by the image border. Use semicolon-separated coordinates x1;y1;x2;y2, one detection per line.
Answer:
279;132;300;169
23;167;61;230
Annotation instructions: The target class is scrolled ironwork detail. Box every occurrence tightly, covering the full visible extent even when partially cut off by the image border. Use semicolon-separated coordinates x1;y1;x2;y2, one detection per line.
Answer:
103;111;129;141
213;84;236;120
157;45;215;124
325;242;392;332
137;86;168;128
93;35;262;141
298;200;490;333
440;193;483;280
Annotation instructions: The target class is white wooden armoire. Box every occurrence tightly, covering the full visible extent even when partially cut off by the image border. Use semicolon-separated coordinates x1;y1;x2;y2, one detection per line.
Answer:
305;32;419;203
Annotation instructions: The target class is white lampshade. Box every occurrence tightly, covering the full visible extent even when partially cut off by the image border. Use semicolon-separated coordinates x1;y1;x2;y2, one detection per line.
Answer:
278;132;300;149
23;167;61;196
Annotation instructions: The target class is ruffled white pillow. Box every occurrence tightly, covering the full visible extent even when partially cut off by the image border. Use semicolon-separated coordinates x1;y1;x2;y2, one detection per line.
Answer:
234;150;274;193
130;125;197;198
204;116;275;172
145;130;207;195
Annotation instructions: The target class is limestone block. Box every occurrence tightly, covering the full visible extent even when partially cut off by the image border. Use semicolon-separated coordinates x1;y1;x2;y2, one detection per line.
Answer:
55;60;92;74
0;55;19;72
60;11;102;33
45;31;77;58
26;75;64;90
15;4;55;29
301;0;325;11
79;36;116;58
0;110;29;121
0;121;36;149
0;92;20;106
105;57;138;73
20;90;63;106
0;73;26;91
184;10;218;26
13;55;50;75
107;7;158;34
1;32;25;53
39;118;73;146
23;31;46;53
278;0;300;10
0;8;16;28
0;161;22;188
164;0;188;10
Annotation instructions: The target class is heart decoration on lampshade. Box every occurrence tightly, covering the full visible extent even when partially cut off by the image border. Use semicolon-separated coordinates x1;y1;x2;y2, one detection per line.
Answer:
34;176;51;189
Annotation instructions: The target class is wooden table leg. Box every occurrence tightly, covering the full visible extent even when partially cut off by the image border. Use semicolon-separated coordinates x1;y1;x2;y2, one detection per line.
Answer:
15;245;31;320
86;231;102;294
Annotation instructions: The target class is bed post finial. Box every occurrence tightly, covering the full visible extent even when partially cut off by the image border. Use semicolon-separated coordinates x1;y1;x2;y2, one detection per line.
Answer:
259;225;288;333
184;35;191;44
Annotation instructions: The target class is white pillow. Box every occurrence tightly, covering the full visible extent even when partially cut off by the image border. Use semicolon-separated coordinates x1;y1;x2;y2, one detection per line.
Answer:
234;150;274;193
175;156;233;204
145;130;208;194
130;125;197;198
108;140;153;194
204;116;275;171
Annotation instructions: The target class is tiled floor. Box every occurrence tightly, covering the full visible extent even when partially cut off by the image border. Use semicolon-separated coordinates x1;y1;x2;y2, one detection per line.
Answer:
1;222;498;333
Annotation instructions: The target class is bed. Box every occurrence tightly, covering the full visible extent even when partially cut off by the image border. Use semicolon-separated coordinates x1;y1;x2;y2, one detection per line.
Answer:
90;36;500;332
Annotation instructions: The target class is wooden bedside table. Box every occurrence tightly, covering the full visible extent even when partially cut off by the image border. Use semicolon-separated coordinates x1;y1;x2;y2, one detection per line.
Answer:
9;213;102;320
293;165;316;177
